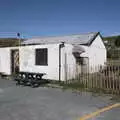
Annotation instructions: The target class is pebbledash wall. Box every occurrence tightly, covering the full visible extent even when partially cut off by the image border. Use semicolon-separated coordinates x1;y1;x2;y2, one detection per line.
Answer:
20;44;76;81
0;47;18;75
0;43;76;81
20;44;60;80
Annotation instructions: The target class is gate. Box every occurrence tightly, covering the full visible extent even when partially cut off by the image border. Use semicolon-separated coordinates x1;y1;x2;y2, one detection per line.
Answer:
11;49;19;74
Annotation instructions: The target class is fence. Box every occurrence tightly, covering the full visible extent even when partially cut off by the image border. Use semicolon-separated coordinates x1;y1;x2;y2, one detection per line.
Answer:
64;61;120;94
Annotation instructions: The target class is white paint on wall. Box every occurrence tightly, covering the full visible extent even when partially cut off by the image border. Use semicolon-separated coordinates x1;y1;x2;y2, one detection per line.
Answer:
20;44;76;81
0;47;18;75
61;44;76;81
81;35;107;72
0;48;11;75
19;44;60;80
0;44;76;81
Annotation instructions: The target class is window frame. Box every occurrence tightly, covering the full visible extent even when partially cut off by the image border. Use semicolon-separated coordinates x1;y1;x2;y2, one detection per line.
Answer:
35;48;48;66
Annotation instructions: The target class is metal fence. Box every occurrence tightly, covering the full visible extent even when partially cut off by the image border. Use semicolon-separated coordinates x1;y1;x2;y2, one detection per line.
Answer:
64;61;120;94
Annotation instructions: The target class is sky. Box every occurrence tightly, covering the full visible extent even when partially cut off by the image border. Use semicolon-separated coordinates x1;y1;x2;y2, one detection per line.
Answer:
0;0;120;38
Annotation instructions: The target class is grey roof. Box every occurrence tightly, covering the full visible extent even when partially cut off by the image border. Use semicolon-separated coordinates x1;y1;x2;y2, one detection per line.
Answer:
72;45;85;54
22;32;99;45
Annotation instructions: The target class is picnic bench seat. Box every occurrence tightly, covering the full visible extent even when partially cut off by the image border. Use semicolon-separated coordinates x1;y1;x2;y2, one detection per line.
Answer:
14;72;47;87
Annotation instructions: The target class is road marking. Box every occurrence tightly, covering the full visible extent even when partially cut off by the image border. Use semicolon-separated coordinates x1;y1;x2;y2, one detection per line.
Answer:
79;103;120;120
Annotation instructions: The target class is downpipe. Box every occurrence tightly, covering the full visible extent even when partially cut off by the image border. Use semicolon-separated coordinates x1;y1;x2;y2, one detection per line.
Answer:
59;42;65;82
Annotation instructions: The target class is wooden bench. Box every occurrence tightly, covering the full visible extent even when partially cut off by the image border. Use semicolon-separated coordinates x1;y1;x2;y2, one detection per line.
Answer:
14;72;47;87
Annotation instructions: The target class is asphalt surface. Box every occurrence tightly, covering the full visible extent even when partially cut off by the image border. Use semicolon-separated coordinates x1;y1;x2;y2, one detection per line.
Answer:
0;79;119;120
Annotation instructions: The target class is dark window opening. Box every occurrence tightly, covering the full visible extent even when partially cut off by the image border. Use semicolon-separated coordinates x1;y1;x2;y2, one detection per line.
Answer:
35;48;48;65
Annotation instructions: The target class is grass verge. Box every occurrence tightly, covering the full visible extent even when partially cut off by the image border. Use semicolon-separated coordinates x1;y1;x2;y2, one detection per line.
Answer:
45;80;120;97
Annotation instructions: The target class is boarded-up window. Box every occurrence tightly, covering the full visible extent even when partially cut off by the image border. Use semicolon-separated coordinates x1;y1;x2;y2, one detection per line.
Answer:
35;48;48;65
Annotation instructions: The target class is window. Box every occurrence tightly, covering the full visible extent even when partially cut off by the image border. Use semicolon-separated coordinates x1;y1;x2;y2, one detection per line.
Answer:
35;48;48;65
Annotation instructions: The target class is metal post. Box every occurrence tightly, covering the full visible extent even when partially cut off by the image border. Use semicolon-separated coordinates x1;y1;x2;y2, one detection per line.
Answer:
17;33;21;46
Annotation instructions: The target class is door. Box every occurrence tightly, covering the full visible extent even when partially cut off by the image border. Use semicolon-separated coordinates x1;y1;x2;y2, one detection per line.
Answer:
76;57;89;74
11;49;19;74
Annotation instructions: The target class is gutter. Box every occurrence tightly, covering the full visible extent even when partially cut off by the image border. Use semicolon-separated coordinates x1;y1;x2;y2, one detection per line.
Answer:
59;42;65;82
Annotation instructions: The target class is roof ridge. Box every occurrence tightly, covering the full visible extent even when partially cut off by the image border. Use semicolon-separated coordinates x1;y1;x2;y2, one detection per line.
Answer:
22;32;100;46
27;32;99;40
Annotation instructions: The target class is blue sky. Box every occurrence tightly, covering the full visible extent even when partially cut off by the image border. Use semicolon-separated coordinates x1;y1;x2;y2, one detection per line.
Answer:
0;0;120;38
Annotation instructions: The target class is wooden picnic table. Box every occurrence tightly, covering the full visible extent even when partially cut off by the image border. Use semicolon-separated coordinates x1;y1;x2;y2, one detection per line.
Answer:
14;72;47;87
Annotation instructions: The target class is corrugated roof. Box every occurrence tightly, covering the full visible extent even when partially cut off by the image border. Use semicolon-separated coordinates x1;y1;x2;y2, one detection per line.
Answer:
22;32;99;45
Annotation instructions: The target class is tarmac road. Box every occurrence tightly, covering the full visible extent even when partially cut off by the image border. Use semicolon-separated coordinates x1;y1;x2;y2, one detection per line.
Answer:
0;79;119;120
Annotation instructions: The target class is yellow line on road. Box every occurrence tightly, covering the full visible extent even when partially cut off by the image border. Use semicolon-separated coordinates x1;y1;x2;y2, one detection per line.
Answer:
79;103;120;120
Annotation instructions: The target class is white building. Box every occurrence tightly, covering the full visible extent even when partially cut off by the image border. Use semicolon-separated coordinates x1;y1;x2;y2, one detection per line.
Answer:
0;32;106;81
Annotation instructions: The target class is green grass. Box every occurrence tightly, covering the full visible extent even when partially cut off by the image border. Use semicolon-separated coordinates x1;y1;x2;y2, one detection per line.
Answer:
59;82;85;90
46;80;120;96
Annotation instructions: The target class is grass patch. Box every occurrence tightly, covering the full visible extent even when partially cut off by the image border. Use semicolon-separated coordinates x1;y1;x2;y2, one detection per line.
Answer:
43;80;120;96
59;82;85;90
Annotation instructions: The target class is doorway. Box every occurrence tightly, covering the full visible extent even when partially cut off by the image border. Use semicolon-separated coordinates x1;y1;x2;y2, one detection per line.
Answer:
11;49;19;74
76;57;89;74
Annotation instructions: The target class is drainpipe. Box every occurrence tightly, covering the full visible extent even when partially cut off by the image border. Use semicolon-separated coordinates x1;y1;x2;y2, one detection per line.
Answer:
59;42;65;82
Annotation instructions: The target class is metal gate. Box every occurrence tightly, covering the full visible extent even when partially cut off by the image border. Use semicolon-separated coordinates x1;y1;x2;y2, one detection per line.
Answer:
11;49;19;74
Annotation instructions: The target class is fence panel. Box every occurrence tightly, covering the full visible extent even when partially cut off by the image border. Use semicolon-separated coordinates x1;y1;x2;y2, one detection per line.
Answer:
64;61;120;94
